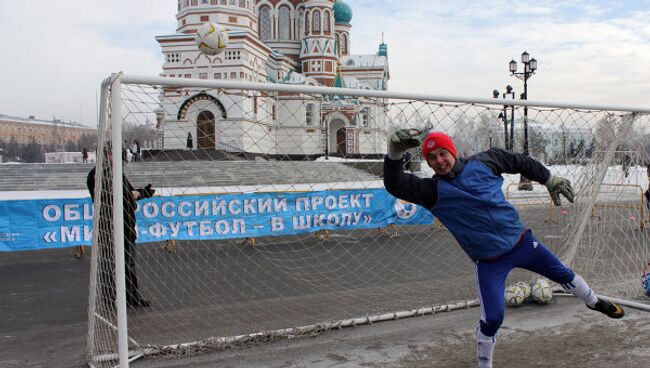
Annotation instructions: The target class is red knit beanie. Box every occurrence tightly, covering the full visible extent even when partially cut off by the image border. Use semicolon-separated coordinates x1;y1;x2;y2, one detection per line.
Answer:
422;132;457;159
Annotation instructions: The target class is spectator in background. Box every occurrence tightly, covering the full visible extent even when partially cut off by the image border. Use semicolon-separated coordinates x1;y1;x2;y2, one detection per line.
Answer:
130;140;138;162
135;139;141;161
186;132;193;150
82;147;89;163
87;145;155;308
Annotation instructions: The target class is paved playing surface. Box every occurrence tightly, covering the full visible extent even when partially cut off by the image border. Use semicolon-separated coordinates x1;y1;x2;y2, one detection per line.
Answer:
2;233;649;368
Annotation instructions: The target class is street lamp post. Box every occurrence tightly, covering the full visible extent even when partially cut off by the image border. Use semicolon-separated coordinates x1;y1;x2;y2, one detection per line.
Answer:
509;51;538;190
509;51;538;155
493;85;516;150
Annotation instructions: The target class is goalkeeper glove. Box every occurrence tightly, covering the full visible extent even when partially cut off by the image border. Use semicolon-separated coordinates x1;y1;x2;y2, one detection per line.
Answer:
545;175;574;206
388;128;422;160
139;184;156;199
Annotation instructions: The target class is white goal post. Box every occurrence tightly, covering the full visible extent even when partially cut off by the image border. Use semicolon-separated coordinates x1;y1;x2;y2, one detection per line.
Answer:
87;73;650;367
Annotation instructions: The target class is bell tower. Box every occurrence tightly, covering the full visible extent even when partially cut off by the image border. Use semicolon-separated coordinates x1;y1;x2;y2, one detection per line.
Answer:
333;0;352;56
299;0;337;86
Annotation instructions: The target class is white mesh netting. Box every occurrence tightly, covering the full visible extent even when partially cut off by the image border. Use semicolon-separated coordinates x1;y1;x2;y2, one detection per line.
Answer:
87;77;650;366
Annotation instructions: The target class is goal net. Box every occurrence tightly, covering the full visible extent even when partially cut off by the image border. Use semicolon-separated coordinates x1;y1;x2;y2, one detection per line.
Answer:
87;74;650;366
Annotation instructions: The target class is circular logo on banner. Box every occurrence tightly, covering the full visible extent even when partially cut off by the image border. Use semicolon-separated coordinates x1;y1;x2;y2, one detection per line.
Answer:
394;199;417;219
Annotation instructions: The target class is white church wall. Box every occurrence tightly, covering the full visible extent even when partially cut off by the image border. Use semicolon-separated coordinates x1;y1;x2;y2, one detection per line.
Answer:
302;129;323;155
163;121;192;150
357;129;383;155
276;124;301;154
278;100;318;155
239;122;276;154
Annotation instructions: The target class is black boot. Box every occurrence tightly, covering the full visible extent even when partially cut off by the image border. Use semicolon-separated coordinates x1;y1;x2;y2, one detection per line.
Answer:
588;298;624;319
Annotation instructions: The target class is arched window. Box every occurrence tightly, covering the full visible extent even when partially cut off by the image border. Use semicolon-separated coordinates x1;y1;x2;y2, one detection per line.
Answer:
323;10;330;34
304;10;310;35
341;33;348;55
312;10;320;33
259;5;272;40
335;33;340;54
278;6;290;40
295;8;304;39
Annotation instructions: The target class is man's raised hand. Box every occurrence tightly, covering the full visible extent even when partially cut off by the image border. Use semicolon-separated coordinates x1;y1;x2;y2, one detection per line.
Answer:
388;128;422;159
545;175;575;206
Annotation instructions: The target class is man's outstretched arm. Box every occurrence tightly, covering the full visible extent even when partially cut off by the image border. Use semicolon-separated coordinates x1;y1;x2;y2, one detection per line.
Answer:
472;148;574;206
384;129;438;209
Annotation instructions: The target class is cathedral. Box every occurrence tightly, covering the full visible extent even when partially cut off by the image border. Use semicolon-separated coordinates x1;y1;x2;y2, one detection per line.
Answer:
155;0;390;157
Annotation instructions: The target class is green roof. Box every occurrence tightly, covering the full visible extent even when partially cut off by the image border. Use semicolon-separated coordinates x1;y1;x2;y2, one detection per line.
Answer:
333;0;352;24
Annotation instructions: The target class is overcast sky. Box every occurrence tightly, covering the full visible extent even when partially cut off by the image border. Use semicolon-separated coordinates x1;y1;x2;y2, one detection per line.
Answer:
1;0;649;127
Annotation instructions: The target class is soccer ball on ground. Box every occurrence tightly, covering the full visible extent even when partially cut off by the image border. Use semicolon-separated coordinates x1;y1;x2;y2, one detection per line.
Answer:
195;22;229;55
530;278;553;304
504;284;525;307
515;281;532;300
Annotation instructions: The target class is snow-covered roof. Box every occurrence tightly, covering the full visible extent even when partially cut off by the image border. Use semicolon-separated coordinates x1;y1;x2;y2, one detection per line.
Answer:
0;114;94;129
342;75;371;89
280;70;310;85
522;119;593;133
341;54;387;69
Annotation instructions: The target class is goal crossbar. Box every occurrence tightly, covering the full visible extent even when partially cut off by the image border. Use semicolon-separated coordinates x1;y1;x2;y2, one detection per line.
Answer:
121;74;650;114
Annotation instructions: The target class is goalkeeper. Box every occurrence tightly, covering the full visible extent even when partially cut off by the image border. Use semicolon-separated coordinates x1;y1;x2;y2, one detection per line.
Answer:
383;129;624;368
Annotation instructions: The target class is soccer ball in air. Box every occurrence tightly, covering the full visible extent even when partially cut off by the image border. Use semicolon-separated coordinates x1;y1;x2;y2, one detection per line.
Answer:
195;22;229;55
530;278;553;304
504;284;525;307
515;281;532;300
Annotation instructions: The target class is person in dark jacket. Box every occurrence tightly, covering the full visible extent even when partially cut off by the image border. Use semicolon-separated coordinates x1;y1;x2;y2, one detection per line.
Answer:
384;129;625;368
82;147;89;163
87;147;155;308
186;132;193;150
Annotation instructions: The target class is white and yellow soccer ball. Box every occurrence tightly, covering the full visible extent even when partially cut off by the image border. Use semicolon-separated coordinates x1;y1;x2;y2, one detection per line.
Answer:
530;278;553;304
195;22;229;55
504;284;525;307
515;281;532;300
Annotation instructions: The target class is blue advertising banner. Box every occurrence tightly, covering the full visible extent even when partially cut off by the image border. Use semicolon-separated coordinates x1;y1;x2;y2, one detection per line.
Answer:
0;189;434;252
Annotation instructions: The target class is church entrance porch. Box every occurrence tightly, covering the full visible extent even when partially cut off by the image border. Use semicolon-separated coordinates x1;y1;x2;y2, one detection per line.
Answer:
325;116;350;157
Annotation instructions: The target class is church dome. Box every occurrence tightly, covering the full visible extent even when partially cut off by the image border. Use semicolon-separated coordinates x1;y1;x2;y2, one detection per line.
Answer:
333;0;353;24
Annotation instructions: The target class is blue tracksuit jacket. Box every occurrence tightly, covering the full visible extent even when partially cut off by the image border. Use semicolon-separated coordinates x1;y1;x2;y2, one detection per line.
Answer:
383;148;551;260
